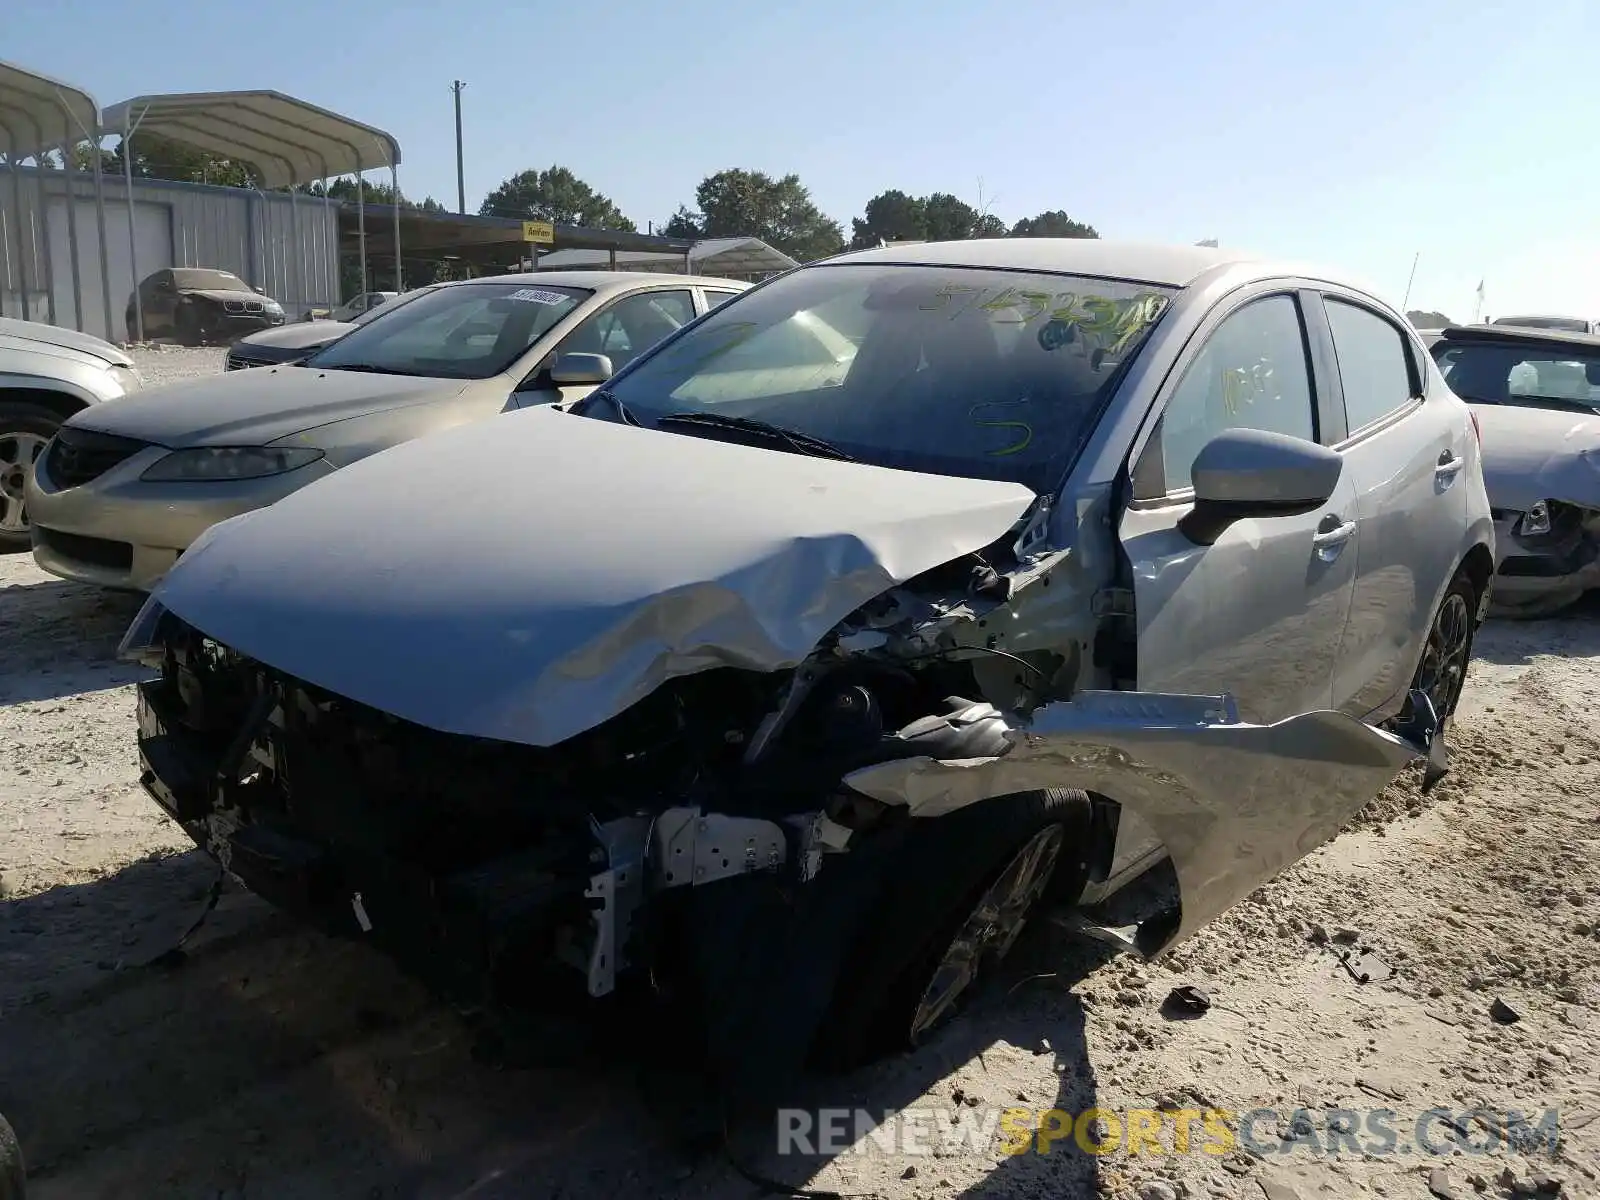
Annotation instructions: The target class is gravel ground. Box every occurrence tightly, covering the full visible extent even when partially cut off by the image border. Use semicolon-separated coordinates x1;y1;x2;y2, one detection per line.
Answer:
2;347;1597;1198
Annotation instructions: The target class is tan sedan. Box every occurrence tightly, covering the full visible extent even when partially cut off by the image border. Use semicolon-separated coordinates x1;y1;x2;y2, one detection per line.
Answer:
27;271;747;590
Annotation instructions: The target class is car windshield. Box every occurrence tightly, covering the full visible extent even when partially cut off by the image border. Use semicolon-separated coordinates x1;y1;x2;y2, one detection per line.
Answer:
172;269;249;292
303;281;589;380
1434;340;1600;414
595;263;1175;492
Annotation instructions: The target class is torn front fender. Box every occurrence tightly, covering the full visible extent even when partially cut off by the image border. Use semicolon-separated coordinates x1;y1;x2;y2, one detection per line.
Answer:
843;690;1433;956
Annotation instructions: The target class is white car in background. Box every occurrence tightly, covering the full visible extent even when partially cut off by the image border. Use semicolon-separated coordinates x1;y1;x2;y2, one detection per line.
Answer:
329;291;397;323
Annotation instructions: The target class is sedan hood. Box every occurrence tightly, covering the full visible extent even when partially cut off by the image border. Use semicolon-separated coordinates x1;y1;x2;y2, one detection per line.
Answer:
146;407;1037;748
0;316;132;367
66;366;471;447
236;322;354;351
1471;402;1600;511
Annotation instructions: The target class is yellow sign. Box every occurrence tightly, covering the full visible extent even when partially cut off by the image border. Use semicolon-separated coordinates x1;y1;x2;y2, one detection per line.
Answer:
521;220;555;245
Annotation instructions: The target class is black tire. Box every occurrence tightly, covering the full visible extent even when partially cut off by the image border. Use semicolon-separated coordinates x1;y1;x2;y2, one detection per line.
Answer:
1406;570;1480;726
0;1110;24;1200
0;402;62;554
812;788;1090;1072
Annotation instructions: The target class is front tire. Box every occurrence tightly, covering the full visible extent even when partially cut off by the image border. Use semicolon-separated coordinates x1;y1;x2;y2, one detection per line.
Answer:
813;788;1089;1072
0;403;60;554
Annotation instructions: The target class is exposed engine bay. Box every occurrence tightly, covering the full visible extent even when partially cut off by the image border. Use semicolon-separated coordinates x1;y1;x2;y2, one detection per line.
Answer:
128;529;1113;1003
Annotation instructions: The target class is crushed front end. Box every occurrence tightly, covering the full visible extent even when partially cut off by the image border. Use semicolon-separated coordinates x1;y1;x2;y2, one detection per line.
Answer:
1489;499;1600;615
123;574;1036;1008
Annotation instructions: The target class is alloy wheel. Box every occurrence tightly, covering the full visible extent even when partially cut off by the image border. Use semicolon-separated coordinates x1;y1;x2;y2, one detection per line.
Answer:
1416;591;1473;720
908;824;1066;1044
0;431;48;535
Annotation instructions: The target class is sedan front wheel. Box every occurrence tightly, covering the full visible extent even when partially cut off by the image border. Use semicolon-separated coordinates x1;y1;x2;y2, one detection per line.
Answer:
0;402;59;553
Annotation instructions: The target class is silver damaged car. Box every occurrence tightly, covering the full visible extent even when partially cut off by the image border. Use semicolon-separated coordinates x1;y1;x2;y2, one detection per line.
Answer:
121;240;1493;1100
1427;323;1600;616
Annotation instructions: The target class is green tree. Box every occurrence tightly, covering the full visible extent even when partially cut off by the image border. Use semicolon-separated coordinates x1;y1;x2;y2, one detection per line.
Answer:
478;165;635;230
301;177;448;212
661;205;703;238
850;189;1008;247
69;134;259;187
1010;210;1098;239
922;193;1005;240
676;169;844;262
849;189;925;248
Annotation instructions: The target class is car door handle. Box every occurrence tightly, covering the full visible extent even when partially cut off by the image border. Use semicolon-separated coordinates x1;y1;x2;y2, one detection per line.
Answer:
1311;518;1356;561
1435;450;1465;483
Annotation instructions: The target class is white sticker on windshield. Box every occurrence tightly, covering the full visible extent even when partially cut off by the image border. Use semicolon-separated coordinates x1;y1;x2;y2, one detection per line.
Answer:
506;288;569;305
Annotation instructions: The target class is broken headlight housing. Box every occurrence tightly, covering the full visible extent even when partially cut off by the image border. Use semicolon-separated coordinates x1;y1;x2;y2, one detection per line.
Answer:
1517;500;1552;539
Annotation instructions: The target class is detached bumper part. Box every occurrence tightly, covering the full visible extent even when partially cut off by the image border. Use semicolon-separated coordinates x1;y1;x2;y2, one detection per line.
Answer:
842;689;1433;958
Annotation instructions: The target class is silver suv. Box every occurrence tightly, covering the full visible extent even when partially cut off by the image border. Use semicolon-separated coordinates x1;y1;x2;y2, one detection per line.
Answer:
0;318;142;552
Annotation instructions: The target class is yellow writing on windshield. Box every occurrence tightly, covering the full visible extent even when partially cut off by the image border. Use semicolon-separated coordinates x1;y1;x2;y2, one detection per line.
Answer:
969;400;1034;456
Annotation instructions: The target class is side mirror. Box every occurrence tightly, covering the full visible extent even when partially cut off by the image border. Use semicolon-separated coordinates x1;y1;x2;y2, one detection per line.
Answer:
1178;428;1343;546
549;352;614;387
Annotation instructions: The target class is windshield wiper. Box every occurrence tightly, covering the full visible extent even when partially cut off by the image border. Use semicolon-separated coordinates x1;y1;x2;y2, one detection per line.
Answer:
315;362;396;374
655;412;855;461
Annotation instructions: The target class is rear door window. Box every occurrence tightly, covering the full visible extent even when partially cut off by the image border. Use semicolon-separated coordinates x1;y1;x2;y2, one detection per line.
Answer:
1324;299;1418;434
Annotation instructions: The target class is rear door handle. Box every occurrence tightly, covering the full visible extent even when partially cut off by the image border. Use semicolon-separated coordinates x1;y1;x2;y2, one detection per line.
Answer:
1312;517;1356;561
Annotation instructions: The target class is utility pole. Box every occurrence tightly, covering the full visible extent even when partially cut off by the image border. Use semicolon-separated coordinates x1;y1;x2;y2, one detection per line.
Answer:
451;80;467;214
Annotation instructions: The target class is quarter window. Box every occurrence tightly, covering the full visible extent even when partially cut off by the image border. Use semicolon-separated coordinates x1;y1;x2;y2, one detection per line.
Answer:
1147;294;1317;496
704;290;740;309
1325;299;1416;433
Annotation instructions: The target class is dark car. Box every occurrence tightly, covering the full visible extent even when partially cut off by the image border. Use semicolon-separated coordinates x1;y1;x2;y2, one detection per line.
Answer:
126;268;286;346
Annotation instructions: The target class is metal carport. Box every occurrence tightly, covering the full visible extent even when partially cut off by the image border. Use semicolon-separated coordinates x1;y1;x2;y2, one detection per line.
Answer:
0;60;113;335
100;90;402;341
343;204;698;276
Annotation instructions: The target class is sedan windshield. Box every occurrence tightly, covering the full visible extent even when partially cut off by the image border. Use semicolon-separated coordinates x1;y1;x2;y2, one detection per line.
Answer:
304;282;589;380
172;269;250;292
1434;341;1600;414
594;263;1175;492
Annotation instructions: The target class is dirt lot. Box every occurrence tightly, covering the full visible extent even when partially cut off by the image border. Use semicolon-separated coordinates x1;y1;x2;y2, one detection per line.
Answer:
2;348;1598;1199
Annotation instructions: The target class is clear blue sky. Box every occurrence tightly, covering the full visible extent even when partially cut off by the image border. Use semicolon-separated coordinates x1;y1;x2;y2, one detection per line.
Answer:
10;0;1595;320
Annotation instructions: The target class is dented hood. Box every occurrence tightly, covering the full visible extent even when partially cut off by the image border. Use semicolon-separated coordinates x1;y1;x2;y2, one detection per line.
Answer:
146;407;1037;747
1471;402;1600;511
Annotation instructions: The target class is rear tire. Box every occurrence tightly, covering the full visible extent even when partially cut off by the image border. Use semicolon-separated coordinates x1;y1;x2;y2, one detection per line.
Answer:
1405;570;1480;727
812;788;1090;1072
0;402;61;554
0;1110;25;1200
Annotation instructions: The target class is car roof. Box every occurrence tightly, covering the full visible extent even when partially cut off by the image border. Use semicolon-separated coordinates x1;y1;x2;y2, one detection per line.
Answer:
1433;323;1600;353
818;238;1261;288
434;270;748;294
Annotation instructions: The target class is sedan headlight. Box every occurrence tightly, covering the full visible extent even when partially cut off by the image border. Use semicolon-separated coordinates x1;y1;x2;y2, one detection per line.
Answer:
140;446;324;482
1517;500;1552;538
264;300;283;314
